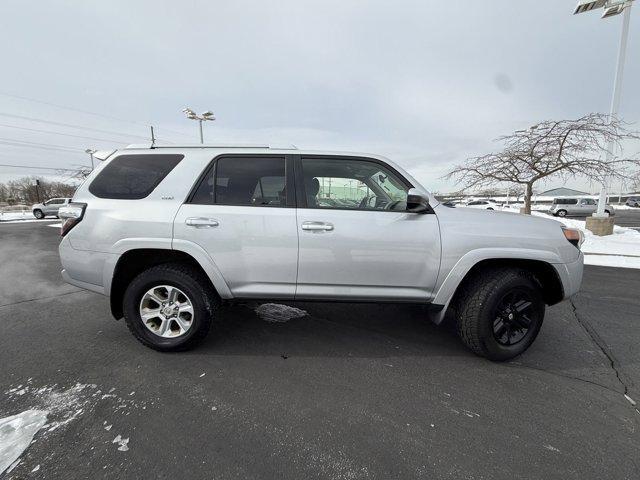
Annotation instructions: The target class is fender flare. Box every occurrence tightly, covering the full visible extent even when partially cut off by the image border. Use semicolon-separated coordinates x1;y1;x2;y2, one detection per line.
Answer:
103;238;233;299
171;239;233;299
431;247;564;324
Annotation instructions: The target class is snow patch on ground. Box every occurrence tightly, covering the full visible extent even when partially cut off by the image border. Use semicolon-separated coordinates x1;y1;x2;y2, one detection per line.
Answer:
1;381;146;474
112;435;130;452
0;211;57;223
533;213;640;269
254;303;308;323
499;207;640;269
47;223;62;228
0;410;48;475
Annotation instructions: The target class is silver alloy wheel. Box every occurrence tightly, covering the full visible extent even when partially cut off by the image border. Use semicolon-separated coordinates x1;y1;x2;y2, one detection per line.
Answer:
139;285;194;338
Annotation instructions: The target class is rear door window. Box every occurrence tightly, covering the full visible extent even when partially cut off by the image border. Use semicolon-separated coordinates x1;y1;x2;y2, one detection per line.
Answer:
190;156;287;207
89;154;183;199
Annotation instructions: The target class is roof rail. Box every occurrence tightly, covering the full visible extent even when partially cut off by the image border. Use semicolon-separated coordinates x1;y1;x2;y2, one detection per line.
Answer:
124;143;298;150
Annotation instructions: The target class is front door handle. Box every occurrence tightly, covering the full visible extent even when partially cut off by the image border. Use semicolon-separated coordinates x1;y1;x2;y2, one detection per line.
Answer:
301;221;334;232
186;217;219;228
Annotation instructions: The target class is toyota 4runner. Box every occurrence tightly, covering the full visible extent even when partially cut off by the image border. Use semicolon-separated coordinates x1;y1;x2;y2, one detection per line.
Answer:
59;145;584;361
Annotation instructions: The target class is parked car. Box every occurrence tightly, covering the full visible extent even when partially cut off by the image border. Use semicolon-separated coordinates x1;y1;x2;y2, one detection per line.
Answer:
626;197;640;207
58;146;584;361
548;197;614;217
32;198;72;219
464;199;502;210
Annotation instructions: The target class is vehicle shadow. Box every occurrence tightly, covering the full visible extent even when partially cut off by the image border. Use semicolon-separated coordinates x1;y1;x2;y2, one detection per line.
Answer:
182;299;617;388
195;301;470;359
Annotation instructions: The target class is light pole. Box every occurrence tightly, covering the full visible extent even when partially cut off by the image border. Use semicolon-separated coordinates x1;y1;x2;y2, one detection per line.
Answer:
182;108;216;144
574;0;634;217
85;148;96;170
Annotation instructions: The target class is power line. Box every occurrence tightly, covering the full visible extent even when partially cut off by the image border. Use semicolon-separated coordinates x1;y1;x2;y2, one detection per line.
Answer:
0;112;152;141
0;141;85;155
0;137;84;151
0;123;130;144
0;92;196;139
0;163;90;172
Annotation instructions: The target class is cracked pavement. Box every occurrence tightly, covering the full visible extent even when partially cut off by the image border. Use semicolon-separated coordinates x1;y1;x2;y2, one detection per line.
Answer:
1;221;639;479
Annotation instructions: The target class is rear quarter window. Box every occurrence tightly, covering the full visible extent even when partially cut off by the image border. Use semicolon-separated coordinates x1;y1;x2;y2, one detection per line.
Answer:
89;154;183;199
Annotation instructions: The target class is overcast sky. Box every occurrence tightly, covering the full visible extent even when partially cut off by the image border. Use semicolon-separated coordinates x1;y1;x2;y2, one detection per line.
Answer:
1;0;639;193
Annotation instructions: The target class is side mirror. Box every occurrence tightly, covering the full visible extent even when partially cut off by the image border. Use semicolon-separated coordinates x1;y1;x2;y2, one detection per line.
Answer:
406;189;432;214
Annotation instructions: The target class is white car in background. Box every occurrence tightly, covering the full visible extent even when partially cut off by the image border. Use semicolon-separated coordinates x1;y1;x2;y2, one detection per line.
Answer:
32;198;72;219
464;199;502;210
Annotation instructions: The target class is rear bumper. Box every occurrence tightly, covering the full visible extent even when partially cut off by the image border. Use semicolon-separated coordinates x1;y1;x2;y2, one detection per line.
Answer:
61;269;105;295
59;235;113;295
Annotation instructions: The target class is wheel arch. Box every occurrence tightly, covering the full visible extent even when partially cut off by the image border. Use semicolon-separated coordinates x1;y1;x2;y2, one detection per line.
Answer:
432;252;565;325
108;247;231;320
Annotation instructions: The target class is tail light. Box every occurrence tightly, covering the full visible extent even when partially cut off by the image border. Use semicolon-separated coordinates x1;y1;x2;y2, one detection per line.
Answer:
562;227;584;249
58;203;87;237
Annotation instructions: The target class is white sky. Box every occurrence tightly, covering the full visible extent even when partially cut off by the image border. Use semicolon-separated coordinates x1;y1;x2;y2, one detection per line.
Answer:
1;0;639;193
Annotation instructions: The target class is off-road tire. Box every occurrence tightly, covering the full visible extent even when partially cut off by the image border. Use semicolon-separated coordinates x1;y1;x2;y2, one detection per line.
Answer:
452;267;545;361
123;262;219;352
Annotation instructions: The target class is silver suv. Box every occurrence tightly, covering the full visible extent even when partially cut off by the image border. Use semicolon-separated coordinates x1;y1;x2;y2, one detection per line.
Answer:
548;197;614;217
32;198;72;219
58;146;584;361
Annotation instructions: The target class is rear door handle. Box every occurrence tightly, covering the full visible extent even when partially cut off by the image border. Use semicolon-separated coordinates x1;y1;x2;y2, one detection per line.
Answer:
186;217;219;228
301;221;334;231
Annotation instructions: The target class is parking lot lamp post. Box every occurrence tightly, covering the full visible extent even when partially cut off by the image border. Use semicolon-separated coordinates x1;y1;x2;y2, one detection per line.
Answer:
84;148;96;170
574;0;634;216
182;108;216;144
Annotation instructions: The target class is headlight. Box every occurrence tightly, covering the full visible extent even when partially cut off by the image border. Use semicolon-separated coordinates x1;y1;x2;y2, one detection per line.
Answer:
562;227;584;248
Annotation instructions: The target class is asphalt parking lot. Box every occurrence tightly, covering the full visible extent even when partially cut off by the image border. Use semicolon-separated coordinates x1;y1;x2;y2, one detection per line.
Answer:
1;221;639;479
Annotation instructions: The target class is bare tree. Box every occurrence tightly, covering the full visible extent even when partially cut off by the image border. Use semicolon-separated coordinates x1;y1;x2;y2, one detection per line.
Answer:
445;113;640;214
1;177;78;204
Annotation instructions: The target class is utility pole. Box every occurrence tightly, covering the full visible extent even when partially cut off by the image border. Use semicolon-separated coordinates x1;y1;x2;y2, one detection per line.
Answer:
574;0;634;217
182;108;215;144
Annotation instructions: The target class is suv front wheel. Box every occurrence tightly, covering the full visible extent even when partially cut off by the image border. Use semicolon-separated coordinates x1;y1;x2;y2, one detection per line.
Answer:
453;267;545;361
123;262;219;351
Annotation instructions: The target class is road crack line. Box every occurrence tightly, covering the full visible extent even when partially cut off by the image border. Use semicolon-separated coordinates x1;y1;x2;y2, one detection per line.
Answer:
0;289;86;309
570;298;639;414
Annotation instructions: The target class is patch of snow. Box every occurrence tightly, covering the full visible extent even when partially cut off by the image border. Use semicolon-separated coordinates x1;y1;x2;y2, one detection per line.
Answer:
543;444;560;452
112;435;129;452
199;373;206;378
0;409;48;475
32;464;40;472
532;213;640;269
254;303;308;323
497;209;640;269
47;223;62;228
0;211;57;223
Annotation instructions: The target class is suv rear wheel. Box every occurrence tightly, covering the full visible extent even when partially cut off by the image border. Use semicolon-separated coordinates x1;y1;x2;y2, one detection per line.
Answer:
123;262;219;351
33;209;44;219
453;267;545;361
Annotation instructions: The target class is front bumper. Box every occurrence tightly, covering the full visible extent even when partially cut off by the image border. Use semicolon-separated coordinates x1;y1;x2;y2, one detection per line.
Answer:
553;252;584;299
